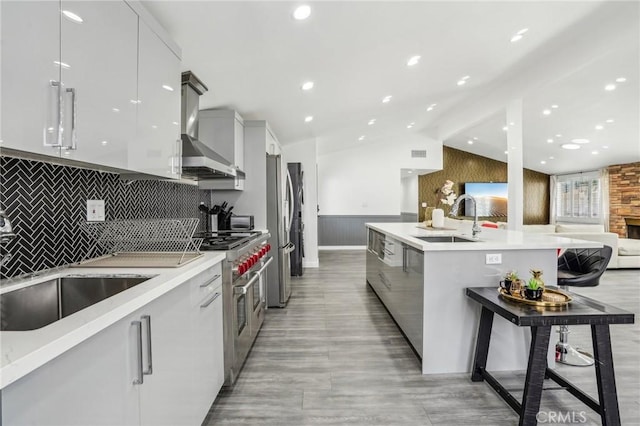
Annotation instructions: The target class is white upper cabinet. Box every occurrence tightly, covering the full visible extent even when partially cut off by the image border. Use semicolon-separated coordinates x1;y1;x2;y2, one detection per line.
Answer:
1;1;137;169
1;1;62;158
1;1;182;179
59;0;138;169
198;110;245;190
131;19;181;179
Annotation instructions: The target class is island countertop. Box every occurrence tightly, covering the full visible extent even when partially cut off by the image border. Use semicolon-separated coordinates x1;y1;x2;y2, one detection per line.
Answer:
0;252;226;389
366;222;603;252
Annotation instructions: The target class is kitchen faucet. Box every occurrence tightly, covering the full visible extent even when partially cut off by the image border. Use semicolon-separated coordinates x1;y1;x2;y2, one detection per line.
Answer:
449;194;481;239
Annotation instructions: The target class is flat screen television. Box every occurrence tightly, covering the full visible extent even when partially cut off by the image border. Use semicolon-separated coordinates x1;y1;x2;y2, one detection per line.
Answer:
464;182;508;217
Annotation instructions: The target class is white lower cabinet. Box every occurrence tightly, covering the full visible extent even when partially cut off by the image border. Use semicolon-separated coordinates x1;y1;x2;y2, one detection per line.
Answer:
1;264;224;425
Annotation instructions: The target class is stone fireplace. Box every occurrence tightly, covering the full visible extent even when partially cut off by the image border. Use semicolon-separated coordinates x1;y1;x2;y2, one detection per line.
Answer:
625;218;640;240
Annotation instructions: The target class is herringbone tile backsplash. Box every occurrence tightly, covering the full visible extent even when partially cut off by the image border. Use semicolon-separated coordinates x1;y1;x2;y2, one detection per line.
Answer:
0;156;210;279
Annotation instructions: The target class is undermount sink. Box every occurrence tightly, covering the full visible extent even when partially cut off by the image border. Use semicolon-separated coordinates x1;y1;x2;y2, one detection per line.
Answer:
0;275;154;331
414;235;477;243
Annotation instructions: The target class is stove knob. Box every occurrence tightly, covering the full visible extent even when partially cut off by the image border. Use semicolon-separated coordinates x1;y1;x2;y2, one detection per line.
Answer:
248;258;254;268
266;244;271;252
260;248;266;257
253;254;259;263
238;264;245;275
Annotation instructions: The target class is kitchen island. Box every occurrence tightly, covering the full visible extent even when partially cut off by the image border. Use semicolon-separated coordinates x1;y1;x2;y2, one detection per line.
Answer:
365;222;602;375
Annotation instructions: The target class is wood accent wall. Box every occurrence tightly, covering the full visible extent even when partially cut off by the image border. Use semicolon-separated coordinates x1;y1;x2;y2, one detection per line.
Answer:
418;147;550;224
608;161;640;237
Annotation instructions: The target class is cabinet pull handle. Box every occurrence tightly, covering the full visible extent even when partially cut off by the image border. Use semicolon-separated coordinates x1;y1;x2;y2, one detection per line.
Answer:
63;87;78;150
200;274;221;287
45;81;63;147
132;320;143;385
141;315;153;375
200;292;221;308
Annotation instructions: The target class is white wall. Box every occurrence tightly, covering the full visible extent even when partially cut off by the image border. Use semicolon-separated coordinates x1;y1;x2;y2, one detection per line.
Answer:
282;138;319;268
400;175;419;214
317;134;442;215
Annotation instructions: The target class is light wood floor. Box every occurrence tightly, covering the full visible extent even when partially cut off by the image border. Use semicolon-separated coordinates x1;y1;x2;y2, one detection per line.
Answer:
204;250;640;425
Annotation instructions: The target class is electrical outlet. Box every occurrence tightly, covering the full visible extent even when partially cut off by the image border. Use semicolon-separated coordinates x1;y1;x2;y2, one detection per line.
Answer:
486;253;502;264
87;200;105;221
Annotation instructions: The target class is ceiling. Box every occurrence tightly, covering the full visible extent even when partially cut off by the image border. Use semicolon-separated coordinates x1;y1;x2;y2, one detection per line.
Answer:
142;0;639;175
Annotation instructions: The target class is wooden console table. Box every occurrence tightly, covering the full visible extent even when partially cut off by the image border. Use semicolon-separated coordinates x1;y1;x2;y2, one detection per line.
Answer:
466;287;634;426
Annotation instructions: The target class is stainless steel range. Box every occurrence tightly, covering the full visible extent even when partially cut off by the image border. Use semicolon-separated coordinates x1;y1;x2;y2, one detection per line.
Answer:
199;230;272;386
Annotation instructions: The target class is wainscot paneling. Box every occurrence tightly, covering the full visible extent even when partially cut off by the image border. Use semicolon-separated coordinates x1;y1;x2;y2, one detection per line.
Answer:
318;215;401;246
400;212;418;223
0;156;210;279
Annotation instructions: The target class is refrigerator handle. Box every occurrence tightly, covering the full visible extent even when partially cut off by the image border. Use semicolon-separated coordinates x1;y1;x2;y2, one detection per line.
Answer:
286;169;294;232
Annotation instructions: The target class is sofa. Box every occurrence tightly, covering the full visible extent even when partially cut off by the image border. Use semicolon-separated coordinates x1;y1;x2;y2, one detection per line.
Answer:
516;223;639;269
440;218;640;269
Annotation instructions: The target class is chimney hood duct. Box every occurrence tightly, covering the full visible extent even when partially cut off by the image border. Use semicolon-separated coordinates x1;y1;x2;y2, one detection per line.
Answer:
181;71;245;180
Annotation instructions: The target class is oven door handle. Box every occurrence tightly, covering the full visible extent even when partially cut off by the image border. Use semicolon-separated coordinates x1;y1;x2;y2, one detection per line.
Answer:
251;256;273;276
234;273;260;295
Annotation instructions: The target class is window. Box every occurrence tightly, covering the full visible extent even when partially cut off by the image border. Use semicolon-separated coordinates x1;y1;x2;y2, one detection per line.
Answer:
555;171;601;223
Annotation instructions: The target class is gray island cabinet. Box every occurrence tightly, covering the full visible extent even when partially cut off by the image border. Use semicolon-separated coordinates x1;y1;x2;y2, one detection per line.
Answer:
365;223;601;375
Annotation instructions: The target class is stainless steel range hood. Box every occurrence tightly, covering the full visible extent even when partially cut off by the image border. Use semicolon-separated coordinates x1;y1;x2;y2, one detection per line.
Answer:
181;71;245;180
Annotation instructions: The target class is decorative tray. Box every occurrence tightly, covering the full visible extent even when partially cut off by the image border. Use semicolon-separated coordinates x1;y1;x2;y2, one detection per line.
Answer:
498;287;572;307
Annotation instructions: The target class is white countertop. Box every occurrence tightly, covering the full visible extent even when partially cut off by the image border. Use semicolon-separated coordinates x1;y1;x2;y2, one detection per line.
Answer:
0;252;226;389
366;222;603;252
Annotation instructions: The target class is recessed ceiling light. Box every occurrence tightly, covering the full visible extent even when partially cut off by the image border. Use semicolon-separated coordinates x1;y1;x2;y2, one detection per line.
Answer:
592;151;599;155
504;150;509;154
162;85;174;92
62;10;83;23
382;95;392;103
540;160;546;164
555;134;562;137
510;28;529;42
112;108;120;113
561;144;581;150
604;83;616;91
407;55;421;66
151;125;158;129
551;104;559;109
426;103;437;111
301;81;314;90
456;76;470;86
467;140;474;145
571;138;590;144
407;123;414;129
293;5;311;20
304;116;313;123
549;156;555;160
54;61;71;69
595;124;604;130
547;139;553;143
606;119;614;123
502;126;508;131
542;109;551;115
602;145;609;149
473;137;478;140
101;140;108;146
616;77;627;83
358;135;365;141
368;119;376;125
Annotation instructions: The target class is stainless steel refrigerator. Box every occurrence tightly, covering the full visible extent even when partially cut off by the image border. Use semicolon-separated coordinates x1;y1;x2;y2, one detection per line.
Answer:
266;155;294;307
288;162;304;276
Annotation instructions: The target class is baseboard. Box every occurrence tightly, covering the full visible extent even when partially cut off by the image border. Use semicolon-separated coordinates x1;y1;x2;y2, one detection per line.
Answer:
319;245;366;250
303;260;319;268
